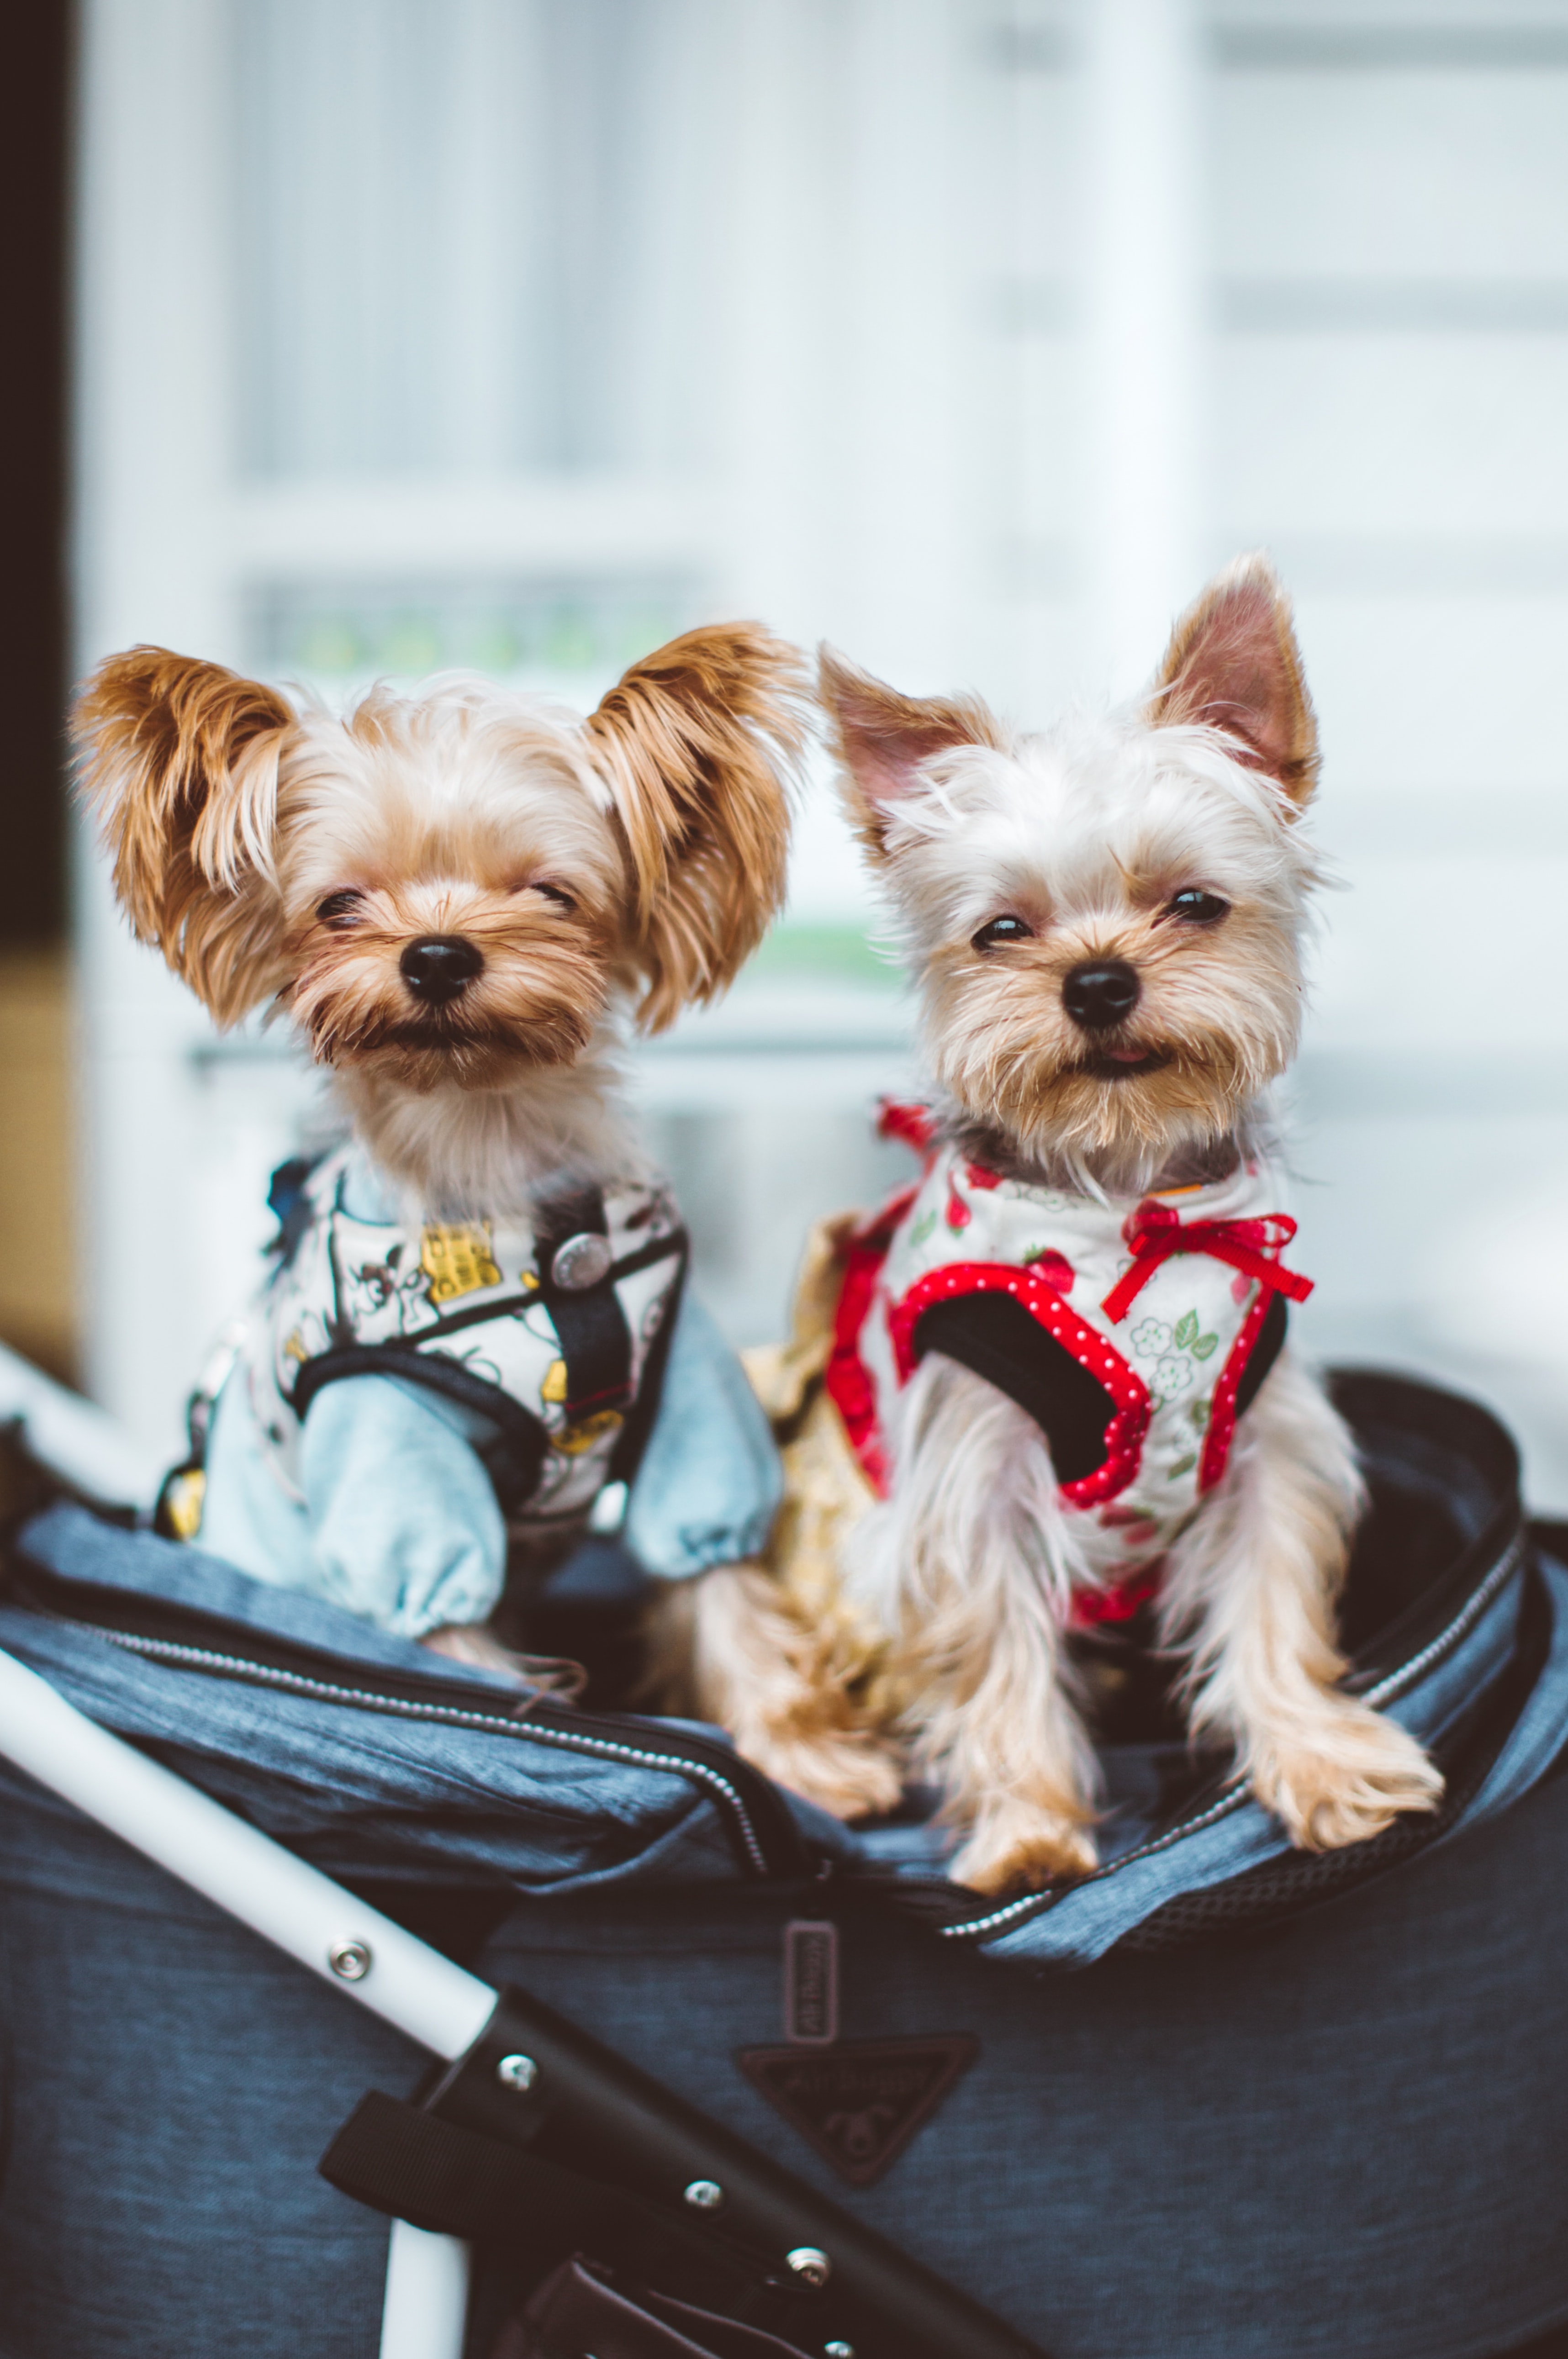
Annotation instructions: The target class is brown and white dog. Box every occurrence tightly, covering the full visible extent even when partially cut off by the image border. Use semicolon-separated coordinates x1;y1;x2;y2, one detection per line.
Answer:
74;627;805;1658
663;559;1443;1894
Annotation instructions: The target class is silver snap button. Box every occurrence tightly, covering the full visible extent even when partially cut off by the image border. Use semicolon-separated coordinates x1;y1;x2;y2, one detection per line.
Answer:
551;1232;612;1291
824;2344;855;2357
786;2247;831;2288
495;2053;539;2093
327;1938;371;1981
683;2178;724;2211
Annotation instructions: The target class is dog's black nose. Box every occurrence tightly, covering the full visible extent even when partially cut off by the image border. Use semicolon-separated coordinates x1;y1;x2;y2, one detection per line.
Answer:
1062;959;1141;1032
399;935;484;1004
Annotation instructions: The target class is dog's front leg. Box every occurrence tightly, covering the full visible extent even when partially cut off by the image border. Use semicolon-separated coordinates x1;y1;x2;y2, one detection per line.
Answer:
855;1355;1100;1895
644;1563;906;1821
1161;1351;1443;1849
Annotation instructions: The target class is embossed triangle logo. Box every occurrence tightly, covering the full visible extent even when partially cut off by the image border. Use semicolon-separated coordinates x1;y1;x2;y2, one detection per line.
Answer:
735;2035;979;2186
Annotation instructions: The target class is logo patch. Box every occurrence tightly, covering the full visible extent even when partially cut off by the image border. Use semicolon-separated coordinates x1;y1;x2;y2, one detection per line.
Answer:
736;2035;979;2186
782;1918;839;2045
420;1222;501;1304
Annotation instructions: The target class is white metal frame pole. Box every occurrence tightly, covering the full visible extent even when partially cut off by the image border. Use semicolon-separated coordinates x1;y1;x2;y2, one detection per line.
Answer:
0;1646;488;2355
1081;0;1209;697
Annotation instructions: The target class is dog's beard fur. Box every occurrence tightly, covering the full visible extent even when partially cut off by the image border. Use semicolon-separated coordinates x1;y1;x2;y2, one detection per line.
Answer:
255;707;640;1203
73;632;806;1218
922;886;1303;1195
280;885;613;1094
875;720;1321;1197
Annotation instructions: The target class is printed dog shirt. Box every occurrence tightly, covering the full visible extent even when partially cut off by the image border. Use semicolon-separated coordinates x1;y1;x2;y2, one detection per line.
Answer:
238;1146;687;1546
825;1109;1312;1574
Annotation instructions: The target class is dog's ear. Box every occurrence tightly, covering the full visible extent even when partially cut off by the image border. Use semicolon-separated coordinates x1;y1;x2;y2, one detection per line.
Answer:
1148;554;1319;807
818;647;1008;860
73;647;296;1025
584;623;806;1033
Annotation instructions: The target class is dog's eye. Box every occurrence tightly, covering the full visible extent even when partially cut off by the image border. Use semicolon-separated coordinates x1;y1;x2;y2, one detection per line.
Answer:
1166;889;1230;926
971;915;1034;950
531;881;576;912
316;890;365;929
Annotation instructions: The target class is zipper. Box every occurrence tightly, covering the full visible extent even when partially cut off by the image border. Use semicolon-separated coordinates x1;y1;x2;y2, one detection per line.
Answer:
11;1567;812;1883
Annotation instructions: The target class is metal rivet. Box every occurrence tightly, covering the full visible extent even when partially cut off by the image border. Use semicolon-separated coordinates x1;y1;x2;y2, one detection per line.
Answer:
495;2053;539;2093
552;1232;612;1291
327;1938;371;1981
824;2344;855;2358
786;2247;832;2288
683;2178;724;2211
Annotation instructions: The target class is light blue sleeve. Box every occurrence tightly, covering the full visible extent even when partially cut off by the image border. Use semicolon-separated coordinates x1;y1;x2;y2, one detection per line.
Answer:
296;1374;508;1637
622;1288;782;1580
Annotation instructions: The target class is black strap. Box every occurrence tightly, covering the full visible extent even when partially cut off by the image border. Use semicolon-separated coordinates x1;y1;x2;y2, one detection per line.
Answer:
289;1343;550;1518
609;1244;688;1487
533;1186;634;1418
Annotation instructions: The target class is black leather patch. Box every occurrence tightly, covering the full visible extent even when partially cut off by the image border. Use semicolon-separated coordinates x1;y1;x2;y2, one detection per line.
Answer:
736;2036;979;2187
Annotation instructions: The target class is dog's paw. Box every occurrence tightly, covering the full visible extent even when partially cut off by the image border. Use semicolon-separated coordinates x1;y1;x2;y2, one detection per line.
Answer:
422;1621;531;1683
949;1804;1098;1898
1251;1703;1444;1852
738;1726;906;1822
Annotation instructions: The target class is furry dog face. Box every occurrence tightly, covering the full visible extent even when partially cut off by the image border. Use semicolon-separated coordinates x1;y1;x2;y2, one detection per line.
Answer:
74;627;805;1100
821;558;1324;1186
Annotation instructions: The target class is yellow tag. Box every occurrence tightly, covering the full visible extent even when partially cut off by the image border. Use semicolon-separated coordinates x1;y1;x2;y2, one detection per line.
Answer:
164;1468;206;1541
541;1356;568;1406
421;1223;502;1304
556;1409;623;1457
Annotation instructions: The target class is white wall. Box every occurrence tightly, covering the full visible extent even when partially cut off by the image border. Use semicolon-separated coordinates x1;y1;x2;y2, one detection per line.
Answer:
73;0;1568;1503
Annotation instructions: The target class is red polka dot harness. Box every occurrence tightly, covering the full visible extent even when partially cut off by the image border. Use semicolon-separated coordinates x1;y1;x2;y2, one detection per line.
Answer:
825;1107;1313;1615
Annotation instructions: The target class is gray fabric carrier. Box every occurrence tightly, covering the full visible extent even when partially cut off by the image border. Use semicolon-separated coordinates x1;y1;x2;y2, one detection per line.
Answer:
1;1370;1567;2358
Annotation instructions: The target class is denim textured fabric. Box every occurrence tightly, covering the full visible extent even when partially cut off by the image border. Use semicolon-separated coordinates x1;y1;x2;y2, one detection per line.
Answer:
0;1509;844;1895
3;1450;1568;2356
5;1504;1565;1959
2;1755;1568;2359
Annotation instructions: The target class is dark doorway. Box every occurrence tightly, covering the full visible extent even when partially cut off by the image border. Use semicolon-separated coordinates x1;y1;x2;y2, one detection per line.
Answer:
0;0;71;947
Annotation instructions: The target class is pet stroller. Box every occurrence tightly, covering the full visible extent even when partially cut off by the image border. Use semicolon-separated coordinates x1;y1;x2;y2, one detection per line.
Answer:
0;1349;1567;2359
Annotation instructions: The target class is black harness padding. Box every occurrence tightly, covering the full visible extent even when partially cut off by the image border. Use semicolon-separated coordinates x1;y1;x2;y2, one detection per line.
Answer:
290;1343;551;1519
608;1248;688;1487
913;1288;1291;1483
1235;1289;1289;1418
533;1185;635;1419
913;1295;1119;1483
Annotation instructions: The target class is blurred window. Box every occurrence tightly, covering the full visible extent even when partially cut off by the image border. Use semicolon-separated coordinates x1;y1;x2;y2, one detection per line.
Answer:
74;0;1568;1508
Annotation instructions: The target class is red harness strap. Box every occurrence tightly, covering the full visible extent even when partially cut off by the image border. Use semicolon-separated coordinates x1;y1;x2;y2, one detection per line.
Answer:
887;1261;1151;1509
1102;1201;1312;1322
1101;1199;1313;1492
823;1188;918;1495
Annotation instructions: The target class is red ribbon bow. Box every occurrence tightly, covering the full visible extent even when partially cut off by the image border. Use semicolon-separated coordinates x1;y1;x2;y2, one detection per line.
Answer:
1100;1200;1314;1325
